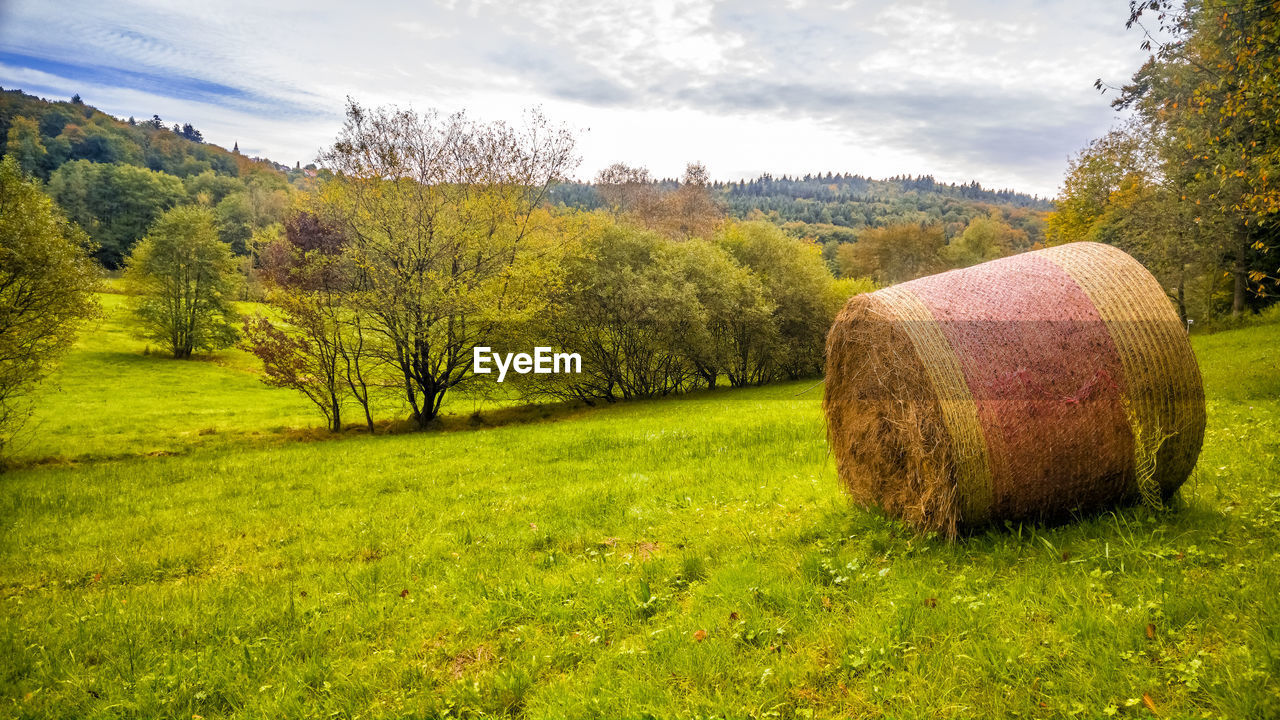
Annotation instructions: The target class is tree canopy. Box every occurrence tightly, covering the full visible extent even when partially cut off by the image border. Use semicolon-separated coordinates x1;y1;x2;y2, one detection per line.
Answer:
125;206;241;358
0;154;99;454
1059;0;1280;319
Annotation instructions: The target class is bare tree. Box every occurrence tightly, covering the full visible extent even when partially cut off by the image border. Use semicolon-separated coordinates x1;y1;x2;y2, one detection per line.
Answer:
595;161;724;240
595;162;662;220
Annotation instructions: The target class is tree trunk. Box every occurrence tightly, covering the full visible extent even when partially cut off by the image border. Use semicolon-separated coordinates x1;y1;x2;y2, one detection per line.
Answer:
1232;237;1248;318
413;384;441;428
330;400;342;433
1176;269;1187;325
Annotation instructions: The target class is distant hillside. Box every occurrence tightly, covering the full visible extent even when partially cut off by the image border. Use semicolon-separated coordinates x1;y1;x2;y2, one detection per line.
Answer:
0;87;304;180
551;172;1052;247
0;88;315;267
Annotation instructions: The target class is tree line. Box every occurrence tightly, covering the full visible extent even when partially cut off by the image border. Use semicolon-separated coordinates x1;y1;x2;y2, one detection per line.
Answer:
0;90;1065;449
0;98;872;448
550;169;1051;251
236;104;858;431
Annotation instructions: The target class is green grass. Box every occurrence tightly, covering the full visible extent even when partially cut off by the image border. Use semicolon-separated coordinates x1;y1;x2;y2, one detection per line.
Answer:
12;294;510;464
0;318;1277;718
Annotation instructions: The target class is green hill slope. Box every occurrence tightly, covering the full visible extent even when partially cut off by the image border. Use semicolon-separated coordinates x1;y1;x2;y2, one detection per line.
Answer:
0;88;309;266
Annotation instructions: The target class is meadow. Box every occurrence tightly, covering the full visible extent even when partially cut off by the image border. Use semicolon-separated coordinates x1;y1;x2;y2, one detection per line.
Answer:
7;293;502;465
0;299;1277;718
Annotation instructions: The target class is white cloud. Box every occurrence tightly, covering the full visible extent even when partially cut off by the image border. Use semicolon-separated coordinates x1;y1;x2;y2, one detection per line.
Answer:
0;0;1153;195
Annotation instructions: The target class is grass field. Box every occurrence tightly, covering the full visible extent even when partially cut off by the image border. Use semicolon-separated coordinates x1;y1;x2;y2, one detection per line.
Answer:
0;311;1277;718
9;294;505;465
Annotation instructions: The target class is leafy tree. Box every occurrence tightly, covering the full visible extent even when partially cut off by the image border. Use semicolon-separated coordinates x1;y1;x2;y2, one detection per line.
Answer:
184;170;243;205
243;296;348;432
215;192;254;254
47;160;187;267
68;124;131;164
527;222;697;402
1100;0;1280;314
0;155;99;455
318;100;578;426
836;223;946;284
1091;176;1209;321
718;221;839;381
657;162;724;240
245;211;379;432
944;211;1028;267
1046;127;1150;246
36;108;72;143
595;162;661;220
124;206;240;358
593;161;725;240
1047;123;1211;321
243;173;290;228
662;237;773;388
4;117;46;178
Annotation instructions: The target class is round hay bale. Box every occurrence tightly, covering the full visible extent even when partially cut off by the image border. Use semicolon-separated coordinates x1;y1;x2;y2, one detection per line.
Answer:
823;242;1205;536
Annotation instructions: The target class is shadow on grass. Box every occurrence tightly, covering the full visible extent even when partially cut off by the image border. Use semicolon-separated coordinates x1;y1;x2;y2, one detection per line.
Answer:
5;382;771;471
796;471;1233;558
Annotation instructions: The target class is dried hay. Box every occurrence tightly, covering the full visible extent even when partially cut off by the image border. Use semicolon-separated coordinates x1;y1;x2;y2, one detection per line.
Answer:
823;242;1205;536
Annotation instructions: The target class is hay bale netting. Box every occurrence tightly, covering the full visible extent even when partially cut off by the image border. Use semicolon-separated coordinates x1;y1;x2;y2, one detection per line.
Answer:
823;242;1206;536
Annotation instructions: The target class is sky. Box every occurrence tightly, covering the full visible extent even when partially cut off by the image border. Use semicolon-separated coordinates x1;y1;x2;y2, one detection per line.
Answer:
0;0;1153;197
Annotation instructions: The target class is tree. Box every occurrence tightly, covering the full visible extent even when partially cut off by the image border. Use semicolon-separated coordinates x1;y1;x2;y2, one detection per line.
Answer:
47;161;187;267
214;192;254;253
595;162;661;220
1101;0;1280;315
526;223;697;402
660;237;772;389
124;206;241;358
4;117;47;178
244;296;347;432
245;211;379;432
837;223;946;284
657;162;724;240
718;221;840;381
1090;175;1208;321
1047;123;1212;321
1046;126;1151;246
944;211;1027;267
184;170;244;205
593;161;725;240
318;100;578;427
0;155;99;455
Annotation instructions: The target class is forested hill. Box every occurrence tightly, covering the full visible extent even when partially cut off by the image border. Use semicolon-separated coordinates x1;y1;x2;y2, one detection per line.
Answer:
3;86;1051;265
551;172;1053;245
0;88;311;267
